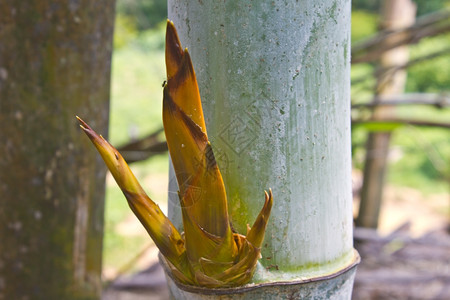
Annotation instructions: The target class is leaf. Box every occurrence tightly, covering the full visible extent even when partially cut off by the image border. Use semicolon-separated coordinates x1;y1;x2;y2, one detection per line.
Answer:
354;121;404;132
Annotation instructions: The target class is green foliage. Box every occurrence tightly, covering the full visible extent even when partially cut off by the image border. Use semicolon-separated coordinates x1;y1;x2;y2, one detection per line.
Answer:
351;63;376;100
109;27;165;146
415;0;450;16
352;0;379;13
113;14;139;49
351;8;450;194
103;185;147;272
388;125;450;194
406;34;450;93
350;11;378;98
351;10;379;43
392;106;450;192
116;0;167;31
354;122;404;132
351;119;450;195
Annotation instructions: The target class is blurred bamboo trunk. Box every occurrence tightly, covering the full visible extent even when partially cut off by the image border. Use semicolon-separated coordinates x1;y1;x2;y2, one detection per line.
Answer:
356;0;416;228
0;1;115;299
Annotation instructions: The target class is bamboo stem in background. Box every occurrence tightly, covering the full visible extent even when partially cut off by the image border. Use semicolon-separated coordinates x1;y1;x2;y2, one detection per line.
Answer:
356;0;417;229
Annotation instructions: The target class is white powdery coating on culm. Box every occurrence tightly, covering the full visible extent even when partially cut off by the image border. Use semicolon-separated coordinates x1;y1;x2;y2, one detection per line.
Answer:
168;0;354;281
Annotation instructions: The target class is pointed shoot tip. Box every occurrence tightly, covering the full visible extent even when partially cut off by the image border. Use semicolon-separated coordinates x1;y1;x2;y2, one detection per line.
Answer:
76;115;90;129
166;19;176;33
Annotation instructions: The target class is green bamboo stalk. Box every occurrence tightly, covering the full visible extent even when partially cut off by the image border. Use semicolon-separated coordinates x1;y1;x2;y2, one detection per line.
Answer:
166;0;358;298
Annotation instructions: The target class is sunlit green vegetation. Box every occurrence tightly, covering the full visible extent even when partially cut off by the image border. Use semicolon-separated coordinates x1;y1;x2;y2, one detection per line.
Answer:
350;5;450;195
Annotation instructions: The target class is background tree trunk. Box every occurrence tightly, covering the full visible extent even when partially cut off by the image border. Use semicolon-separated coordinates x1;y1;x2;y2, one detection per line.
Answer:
167;0;357;298
356;0;416;229
0;1;115;299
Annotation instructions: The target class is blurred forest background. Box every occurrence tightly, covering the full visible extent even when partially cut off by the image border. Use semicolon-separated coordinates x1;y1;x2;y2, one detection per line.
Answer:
103;0;450;282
